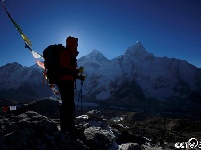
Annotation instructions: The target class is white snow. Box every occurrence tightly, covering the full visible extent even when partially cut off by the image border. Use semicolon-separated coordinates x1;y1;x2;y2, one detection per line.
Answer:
1;41;200;101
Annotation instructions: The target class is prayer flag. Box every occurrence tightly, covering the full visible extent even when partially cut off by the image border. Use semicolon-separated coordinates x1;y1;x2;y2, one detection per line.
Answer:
9;106;16;111
1;2;32;46
36;60;45;69
3;106;9;112
32;51;44;59
0;107;3;112
20;33;32;46
11;18;22;33
25;43;32;51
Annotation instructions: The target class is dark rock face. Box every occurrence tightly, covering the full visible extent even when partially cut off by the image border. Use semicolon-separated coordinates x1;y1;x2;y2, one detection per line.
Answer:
119;143;141;150
0;108;118;150
0;111;88;150
0;109;151;150
1;100;201;150
84;127;115;150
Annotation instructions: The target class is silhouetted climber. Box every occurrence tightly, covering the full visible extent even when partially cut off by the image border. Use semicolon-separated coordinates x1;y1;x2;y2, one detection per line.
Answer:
43;36;85;134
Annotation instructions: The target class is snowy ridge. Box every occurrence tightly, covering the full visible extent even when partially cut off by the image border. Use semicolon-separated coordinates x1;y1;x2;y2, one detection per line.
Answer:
0;62;51;100
78;41;201;101
0;41;201;102
85;49;110;66
0;62;29;89
124;41;153;58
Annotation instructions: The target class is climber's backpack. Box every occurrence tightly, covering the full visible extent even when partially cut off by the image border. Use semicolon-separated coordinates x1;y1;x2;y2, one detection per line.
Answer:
43;44;65;84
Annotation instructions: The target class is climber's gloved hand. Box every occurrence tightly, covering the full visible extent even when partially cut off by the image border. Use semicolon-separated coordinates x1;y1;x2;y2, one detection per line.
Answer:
78;67;84;74
79;75;86;81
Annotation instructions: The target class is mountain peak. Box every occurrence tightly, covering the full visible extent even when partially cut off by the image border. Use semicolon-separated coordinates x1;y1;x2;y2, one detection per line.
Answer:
5;62;23;67
86;49;110;65
86;50;104;57
0;62;23;70
135;41;143;46
125;41;150;58
132;41;146;51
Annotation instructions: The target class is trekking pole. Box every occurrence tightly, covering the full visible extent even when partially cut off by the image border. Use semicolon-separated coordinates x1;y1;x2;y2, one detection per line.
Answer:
75;78;83;111
80;79;83;112
74;80;77;89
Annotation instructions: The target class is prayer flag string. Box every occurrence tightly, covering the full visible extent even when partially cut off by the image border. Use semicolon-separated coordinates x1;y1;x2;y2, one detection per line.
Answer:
1;1;32;46
0;105;17;112
1;2;61;100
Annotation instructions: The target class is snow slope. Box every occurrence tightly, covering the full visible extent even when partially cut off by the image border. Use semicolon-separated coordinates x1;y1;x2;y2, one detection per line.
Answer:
0;42;201;102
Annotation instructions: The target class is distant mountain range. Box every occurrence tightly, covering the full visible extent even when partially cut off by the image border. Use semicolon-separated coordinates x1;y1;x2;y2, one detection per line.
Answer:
78;42;201;103
0;41;201;105
0;62;51;102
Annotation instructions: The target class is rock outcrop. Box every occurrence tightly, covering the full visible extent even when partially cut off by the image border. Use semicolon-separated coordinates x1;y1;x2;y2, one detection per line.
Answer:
1;99;201;150
0;109;166;150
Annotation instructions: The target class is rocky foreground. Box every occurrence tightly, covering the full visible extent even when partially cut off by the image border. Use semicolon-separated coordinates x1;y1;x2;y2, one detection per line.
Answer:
0;100;201;150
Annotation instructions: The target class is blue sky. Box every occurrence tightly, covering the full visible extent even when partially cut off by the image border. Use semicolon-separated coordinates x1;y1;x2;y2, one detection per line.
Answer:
0;0;201;68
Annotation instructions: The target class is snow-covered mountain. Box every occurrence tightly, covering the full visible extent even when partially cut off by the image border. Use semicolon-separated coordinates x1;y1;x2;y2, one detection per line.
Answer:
85;49;110;65
0;42;201;103
0;62;51;101
78;41;201;102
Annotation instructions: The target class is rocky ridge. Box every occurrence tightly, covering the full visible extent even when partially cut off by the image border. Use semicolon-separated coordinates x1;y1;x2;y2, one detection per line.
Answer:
1;100;201;150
